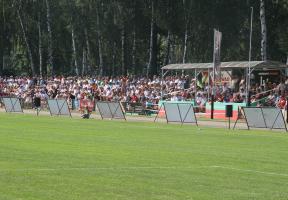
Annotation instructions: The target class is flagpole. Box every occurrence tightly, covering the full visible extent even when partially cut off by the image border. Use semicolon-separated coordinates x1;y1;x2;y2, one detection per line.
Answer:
246;7;253;106
208;68;210;101
211;29;216;119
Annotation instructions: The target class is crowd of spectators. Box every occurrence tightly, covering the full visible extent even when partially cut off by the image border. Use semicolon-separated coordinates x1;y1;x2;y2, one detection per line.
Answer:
0;75;287;111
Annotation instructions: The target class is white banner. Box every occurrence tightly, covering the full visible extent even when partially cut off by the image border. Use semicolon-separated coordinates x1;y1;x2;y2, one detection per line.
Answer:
213;29;222;83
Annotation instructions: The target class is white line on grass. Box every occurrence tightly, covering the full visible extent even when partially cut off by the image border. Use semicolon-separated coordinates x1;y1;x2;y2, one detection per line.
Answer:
210;165;288;177
0;165;288;177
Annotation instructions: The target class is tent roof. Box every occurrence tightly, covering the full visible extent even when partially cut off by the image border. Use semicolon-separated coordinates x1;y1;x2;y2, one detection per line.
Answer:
162;61;287;70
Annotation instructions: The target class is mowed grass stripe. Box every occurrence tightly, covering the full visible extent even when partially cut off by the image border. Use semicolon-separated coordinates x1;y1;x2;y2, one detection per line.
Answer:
0;113;288;200
1;165;288;179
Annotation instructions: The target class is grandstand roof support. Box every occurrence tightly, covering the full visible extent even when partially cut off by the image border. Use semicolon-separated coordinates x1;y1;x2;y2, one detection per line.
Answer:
162;61;287;71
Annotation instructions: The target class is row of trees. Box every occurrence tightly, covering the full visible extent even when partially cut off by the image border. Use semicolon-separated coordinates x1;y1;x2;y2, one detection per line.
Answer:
0;0;287;77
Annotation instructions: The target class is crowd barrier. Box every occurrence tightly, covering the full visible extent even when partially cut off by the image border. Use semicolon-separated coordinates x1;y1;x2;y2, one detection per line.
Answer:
233;107;287;131
47;99;72;117
1;98;287;132
2;97;23;113
96;102;126;120
155;102;198;126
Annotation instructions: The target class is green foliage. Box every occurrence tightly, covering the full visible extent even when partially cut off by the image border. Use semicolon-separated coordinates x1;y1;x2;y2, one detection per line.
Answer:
0;0;287;76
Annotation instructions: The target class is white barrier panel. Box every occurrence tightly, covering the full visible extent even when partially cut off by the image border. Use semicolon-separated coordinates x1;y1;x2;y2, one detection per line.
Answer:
178;103;197;123
58;99;71;116
243;107;266;128
262;108;286;129
234;107;287;131
2;97;23;113
96;102;126;120
47;99;59;115
164;103;181;122
96;102;113;118
109;102;126;119
155;102;198;126
47;99;71;117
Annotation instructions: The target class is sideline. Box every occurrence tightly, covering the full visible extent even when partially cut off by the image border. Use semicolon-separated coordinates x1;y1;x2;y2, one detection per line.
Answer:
0;108;248;130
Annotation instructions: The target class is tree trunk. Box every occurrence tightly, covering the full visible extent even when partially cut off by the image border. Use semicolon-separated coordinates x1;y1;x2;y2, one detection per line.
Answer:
182;0;191;66
45;0;54;76
183;23;188;64
38;12;43;77
121;27;126;75
82;48;86;76
132;30;136;75
98;36;104;76
1;0;5;74
163;30;171;66
84;28;91;74
112;41;116;76
182;23;189;75
260;0;267;61
170;36;175;64
71;26;79;75
17;8;35;76
147;0;155;77
96;5;103;76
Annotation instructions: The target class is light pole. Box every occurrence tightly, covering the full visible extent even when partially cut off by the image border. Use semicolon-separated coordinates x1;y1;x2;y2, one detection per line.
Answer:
246;7;253;106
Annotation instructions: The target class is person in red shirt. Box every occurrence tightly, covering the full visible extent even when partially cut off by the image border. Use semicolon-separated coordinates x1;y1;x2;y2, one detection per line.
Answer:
278;95;286;109
131;93;138;103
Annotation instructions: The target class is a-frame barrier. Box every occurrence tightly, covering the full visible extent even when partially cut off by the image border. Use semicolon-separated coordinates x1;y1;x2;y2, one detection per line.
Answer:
154;102;198;126
96;102;126;120
233;107;287;131
2;97;23;113
47;99;72;117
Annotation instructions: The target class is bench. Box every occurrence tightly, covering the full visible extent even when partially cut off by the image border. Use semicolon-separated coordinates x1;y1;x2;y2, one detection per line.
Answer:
122;102;146;115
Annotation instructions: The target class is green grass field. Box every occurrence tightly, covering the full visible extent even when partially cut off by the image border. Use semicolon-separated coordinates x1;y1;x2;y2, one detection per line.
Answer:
0;113;288;200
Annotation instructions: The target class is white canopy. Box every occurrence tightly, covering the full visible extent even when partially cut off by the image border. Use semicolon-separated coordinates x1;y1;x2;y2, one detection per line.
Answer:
162;61;287;70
